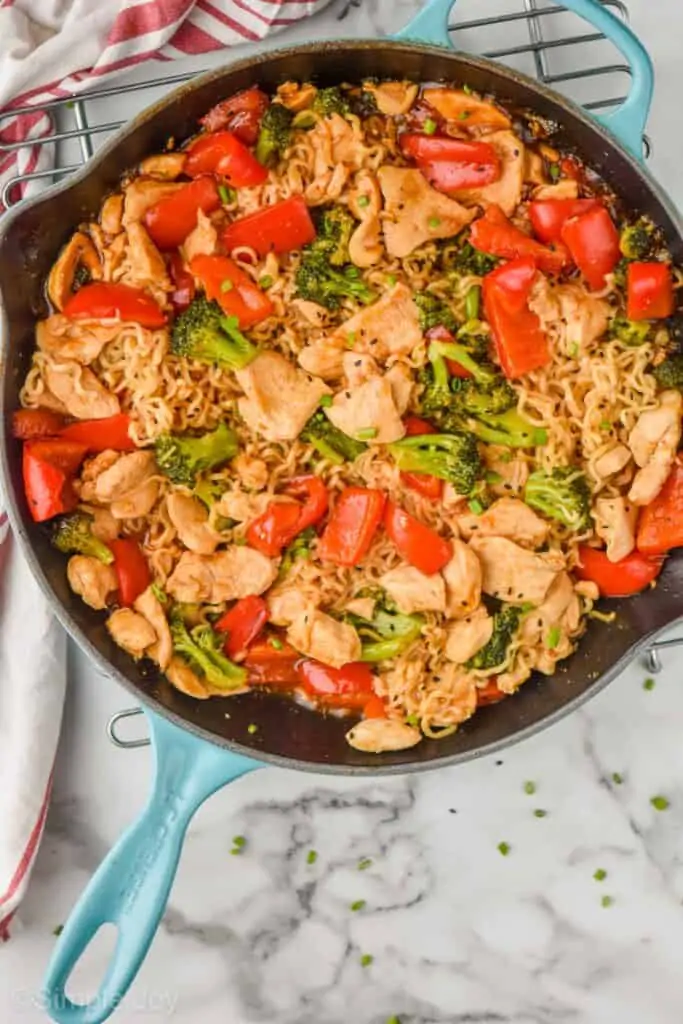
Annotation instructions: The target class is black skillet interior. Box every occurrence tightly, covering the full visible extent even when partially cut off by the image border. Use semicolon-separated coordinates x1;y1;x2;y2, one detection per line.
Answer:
1;41;682;774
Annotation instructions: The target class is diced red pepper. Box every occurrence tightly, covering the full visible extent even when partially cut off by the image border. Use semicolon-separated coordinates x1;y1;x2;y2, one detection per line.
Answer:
528;198;601;244
22;439;86;522
575;545;662;597
60;413;136;452
243;638;301;686
384;500;452;575
221;196;316;257
400;134;501;192
12;408;65;441
168;253;196;314
109;538;150;607
626;261;675;321
470;205;567;276
215;595;268;659
297;659;375;710
189;253;273;329
483;257;550;379
247;475;328;557
362;694;388;719
476;679;507;706
636;457;683;556
559;156;584;183
400;416;444;500
184;131;268;186
200;87;269;145
62;282;166;328
317;487;386;567
144;176;221;251
561;205;620;291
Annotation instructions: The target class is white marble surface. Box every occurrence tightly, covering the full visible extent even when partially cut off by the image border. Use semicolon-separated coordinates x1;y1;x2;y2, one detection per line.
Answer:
3;0;683;1021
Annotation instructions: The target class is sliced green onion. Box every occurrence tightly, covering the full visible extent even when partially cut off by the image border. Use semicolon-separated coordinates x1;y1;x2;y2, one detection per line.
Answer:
428;216;441;229
468;498;484;515
612;772;624;785
601;895;614;908
345;330;356;348
465;285;481;321
599;420;611;432
485;471;502;485
524;781;536;795
546;626;561;649
357;427;378;441
320;394;333;408
218;183;236;204
307;849;318;864
358;857;373;871
357;194;370;208
259;274;273;289
232;835;246;848
594;868;607;882
651;795;669;811
549;163;561;181
423;118;437;135
53;925;64;937
220;279;234;293
360;953;374;968
270;636;284;650
457;110;471;121
462;83;473;95
643;677;655;691
350;899;366;912
497;841;510;856
386;273;397;287
533;809;547;818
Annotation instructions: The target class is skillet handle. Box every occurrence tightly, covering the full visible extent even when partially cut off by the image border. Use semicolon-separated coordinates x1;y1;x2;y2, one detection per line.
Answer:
42;711;261;1024
396;0;653;160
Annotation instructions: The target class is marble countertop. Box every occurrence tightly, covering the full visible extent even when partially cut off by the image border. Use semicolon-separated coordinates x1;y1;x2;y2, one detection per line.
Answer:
3;1;683;1021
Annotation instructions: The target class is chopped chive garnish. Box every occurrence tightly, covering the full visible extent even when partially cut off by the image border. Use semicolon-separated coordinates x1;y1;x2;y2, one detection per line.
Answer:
357;194;370;208
357;427;378;440
406;713;420;726
457;110;471;120
601;895;614;908
270;636;284;650
427;216;441;229
533;809;547;818
468;498;484;515
307;849;318;864
594;868;607;882
546;626;561;649
463;83;473;95
599;420;611;432
612;772;624;785
651;795;669;811
53;925;64;937
549;163;561;181
465;285;481;321
643;677;655;691
259;275;273;289
358;857;373;871
386;273;397;287
423;118;437;135
247;723;258;735
360;953;374;967
217;183;235;204
524;780;536;795
569;342;580;357
350;899;366;912
497;841;510;857
220;279;234;292
345;330;356;348
320;394;333;408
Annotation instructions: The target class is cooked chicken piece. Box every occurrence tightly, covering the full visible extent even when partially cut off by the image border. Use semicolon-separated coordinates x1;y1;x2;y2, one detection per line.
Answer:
346;718;421;753
304;115;360;204
44;361;120;420
378;167;475;258
328;283;422;360
236;351;331;442
325;113;365;168
167;546;277;604
442;539;482;619
326;376;405;445
89;507;119;542
423;87;511;129
348;170;383;268
532;180;580;200
385;364;413;415
483;446;529;497
139;153;187;179
470;536;564;605
111;479;160;520
232;453;269;491
36;315;120;364
529;277;610;353
594;496;637;563
78;451;119;502
215;488;278;524
457;131;525;216
456;498;549;549
291;299;328;327
165;656;209;699
520;572;581;671
379;565;447;614
287;609;361;668
267;585;318;627
122;178;182;226
298;340;346;381
166;492;219;555
363;80;419;115
94;451;156;503
67;556;118;610
181;210;218;263
432;664;478;723
524;149;546;185
593;443;632;480
276;80;317;111
47;232;102;310
100;194;124;235
125;221;170;290
134;585;173;670
575;579;600;601
496;660;532;695
305;161;349;206
345;596;376;620
628;390;683;505
106;608;157;659
445;607;494;664
342;352;380;388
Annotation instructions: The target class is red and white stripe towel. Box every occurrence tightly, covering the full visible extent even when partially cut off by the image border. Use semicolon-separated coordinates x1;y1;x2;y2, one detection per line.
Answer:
0;0;332;938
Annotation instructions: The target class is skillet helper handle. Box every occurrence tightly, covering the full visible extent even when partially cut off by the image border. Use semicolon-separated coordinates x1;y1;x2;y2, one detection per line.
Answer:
42;711;260;1024
396;0;653;160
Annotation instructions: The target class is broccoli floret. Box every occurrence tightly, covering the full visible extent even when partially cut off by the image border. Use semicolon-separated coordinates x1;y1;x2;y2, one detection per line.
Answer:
467;605;521;671
414;292;459;334
172;296;258;369
155;422;238;487
295;251;376;311
611;317;652;346
619;217;656;261
312;206;356;266
652;353;683;390
279;526;316;579
524;467;591;531
255;101;293;166
429;340;517;416
312;86;350;118
193;476;225;509
52;512;113;564
440;233;499;277
300;408;367;464
467;408;549;449
170;612;246;690
346;601;424;663
389;430;484;497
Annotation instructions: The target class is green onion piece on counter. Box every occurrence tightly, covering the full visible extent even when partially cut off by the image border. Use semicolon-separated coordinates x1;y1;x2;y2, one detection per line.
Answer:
612;772;624;785
356;427;378;441
350;899;366;912
533;809;547;818
360;954;374;968
423;118;437;135
307;850;318;864
524;780;536;795
465;285;481;321
601;895;614;908
232;835;246;848
643;677;655;691
53;925;64;937
497;841;510;856
651;795;670;811
594;868;607;882
358;857;373;871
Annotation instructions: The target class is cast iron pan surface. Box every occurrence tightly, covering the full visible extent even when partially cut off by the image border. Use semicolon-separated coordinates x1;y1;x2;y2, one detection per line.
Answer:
2;42;682;774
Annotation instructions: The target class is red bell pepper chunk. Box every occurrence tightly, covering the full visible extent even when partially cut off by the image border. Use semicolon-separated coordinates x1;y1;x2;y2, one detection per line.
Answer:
297;659;375;710
144;176;221;251
12;408;65;441
575;545;662;597
189;253;273;329
476;678;507;706
636;458;683;556
528;198;601;244
221;196;316;257
362;694;388;719
215;595;268;659
384;500;452;575
400;416;444;500
62;282;166;328
470;205;567;276
561;205;620;291
168;253;196;314
22;439;87;522
400;134;501;192
60;413;136;452
184;131;268;187
626;261;675;321
483;257;550;379
247;475;328;557
243;638;301;686
317;487;386;567
200;87;269;145
109;538;150;607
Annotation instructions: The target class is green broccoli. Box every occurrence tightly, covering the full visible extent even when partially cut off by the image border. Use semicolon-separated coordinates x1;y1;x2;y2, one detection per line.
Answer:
52;513;113;564
414;292;459;334
171;296;258;369
440;233;499;277
611;317;652;346
466;408;549;449
312;86;350;118
255;101;294;166
300;409;367;464
524;466;592;531
278;526;316;579
193;476;225;509
313;206;356;266
155;422;238;487
429;340;516;415
652;353;683;390
467;605;521;671
346;602;424;663
169;612;247;690
389;431;484;497
619;217;656;261
295;250;376;311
